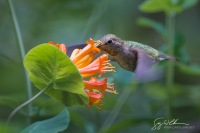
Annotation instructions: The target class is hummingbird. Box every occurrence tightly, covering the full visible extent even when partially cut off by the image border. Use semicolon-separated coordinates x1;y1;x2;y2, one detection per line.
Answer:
96;34;178;78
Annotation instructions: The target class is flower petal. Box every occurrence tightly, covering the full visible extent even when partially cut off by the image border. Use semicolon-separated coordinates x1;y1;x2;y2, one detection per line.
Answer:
84;77;107;91
79;54;115;78
72;39;100;63
86;92;103;108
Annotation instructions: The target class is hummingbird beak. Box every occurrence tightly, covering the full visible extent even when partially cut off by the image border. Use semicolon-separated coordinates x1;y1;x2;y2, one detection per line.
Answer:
95;40;104;48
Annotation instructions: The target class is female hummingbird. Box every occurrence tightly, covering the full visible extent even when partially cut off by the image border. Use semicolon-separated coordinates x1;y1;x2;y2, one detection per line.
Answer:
97;34;178;78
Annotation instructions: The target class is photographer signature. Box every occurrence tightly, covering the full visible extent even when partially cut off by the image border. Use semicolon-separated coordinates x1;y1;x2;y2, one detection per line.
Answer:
152;117;189;130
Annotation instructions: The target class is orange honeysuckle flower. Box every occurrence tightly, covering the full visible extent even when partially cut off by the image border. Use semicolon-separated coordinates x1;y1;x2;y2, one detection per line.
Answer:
85;92;103;108
84;77;117;94
48;41;67;54
84;77;107;91
79;54;115;78
48;39;116;108
70;38;100;63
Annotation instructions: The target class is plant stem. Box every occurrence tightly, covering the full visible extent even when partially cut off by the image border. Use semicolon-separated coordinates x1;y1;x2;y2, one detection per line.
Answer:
7;0;33;123
166;14;175;119
6;83;51;132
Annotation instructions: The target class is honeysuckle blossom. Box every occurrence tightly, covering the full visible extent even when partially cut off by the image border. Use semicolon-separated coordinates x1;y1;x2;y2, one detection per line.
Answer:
48;39;116;109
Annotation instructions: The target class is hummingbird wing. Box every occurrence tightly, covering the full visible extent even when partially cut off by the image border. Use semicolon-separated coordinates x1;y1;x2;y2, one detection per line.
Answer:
134;48;161;82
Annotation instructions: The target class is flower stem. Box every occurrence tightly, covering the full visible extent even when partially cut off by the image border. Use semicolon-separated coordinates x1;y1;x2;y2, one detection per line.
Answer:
7;0;33;123
166;14;175;120
5;83;51;132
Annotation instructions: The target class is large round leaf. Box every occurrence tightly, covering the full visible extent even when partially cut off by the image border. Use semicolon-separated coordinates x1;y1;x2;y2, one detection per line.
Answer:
24;44;88;106
20;108;70;133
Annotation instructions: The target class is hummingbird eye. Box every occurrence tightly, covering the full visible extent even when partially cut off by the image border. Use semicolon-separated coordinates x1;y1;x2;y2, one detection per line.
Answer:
107;40;112;44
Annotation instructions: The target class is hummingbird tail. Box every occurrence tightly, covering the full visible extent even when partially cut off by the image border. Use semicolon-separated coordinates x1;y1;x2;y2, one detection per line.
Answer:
158;52;179;61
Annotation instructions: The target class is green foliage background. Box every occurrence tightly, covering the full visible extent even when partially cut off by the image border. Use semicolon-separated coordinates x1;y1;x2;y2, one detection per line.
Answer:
0;0;200;133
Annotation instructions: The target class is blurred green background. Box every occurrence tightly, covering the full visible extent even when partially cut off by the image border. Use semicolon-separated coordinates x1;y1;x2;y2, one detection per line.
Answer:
1;0;200;133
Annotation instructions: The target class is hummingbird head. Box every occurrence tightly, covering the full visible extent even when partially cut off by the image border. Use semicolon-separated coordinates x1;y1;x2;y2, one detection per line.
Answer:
97;34;124;56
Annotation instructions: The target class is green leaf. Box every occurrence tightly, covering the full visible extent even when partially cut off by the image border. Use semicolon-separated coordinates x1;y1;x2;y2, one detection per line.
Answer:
24;44;88;106
20;108;70;133
139;0;169;13
139;0;198;15
137;17;166;37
